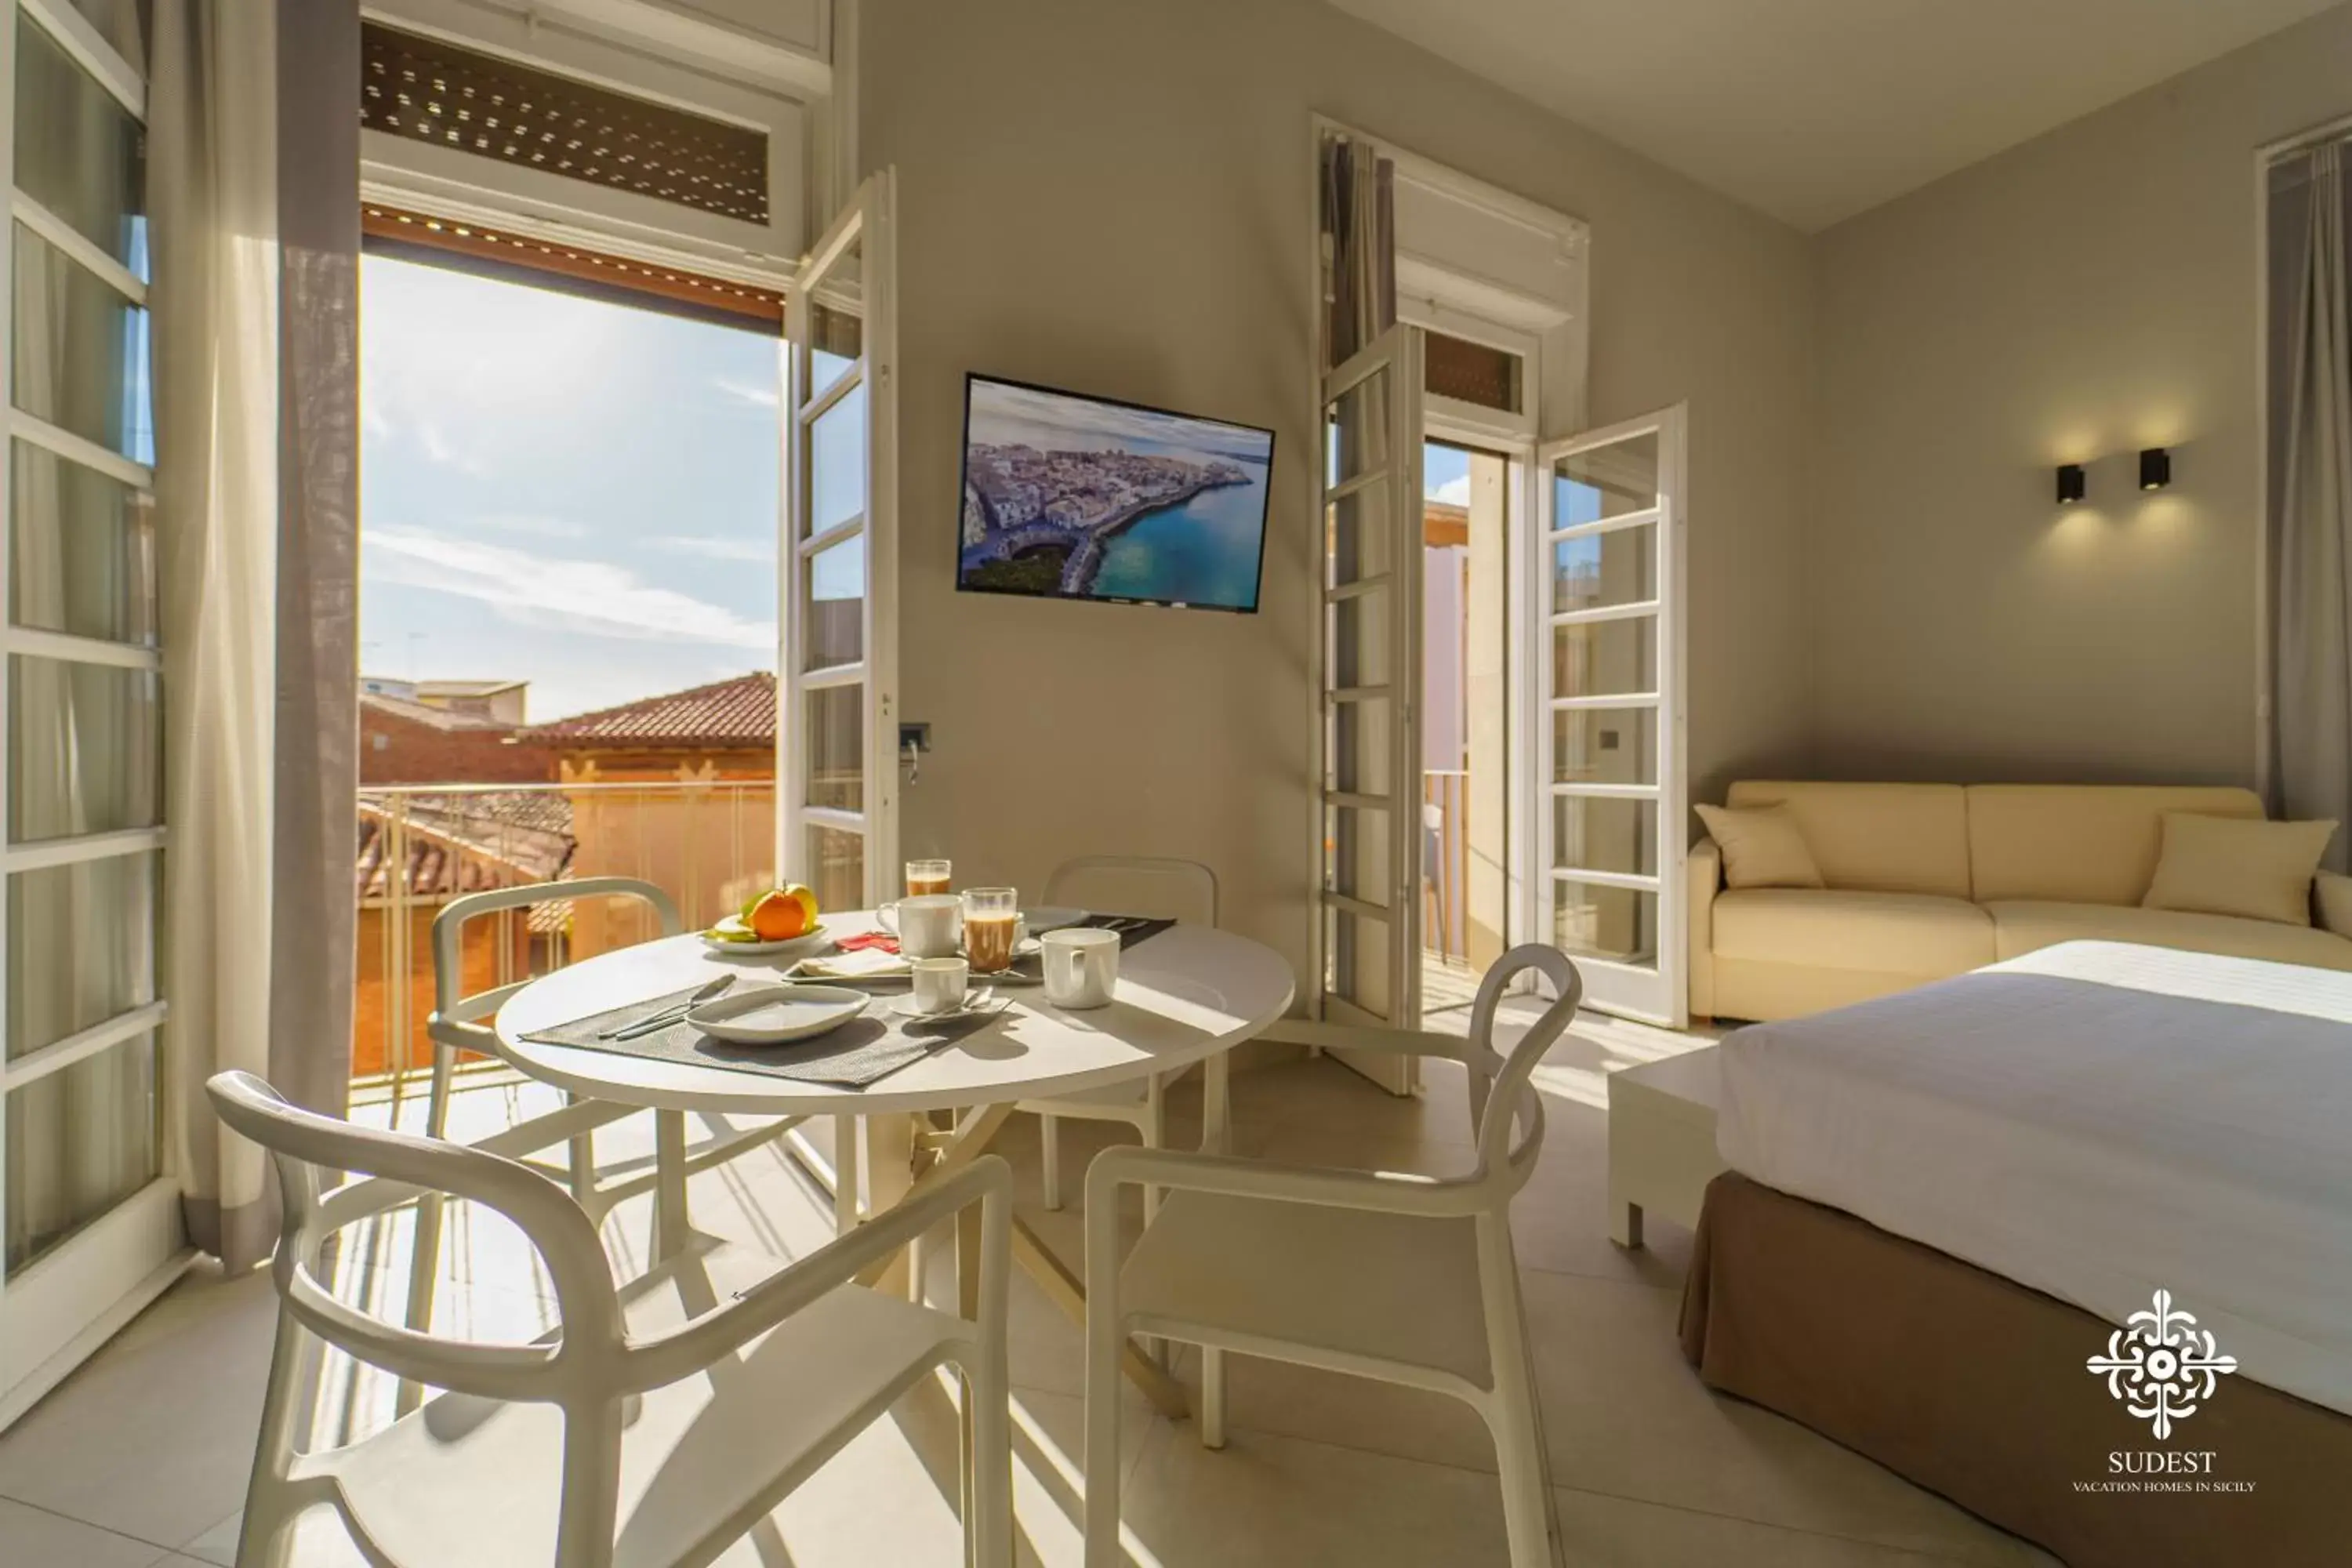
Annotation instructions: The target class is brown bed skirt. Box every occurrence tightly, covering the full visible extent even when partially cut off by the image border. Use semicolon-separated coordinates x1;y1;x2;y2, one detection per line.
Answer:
1678;1173;2352;1567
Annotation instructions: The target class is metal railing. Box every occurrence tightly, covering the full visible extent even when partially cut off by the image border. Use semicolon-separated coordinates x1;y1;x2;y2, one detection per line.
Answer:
1423;768;1469;966
354;780;776;1087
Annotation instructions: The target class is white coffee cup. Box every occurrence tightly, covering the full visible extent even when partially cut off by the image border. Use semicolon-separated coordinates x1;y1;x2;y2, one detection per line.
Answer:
911;956;970;1014
1041;927;1120;1010
895;894;963;959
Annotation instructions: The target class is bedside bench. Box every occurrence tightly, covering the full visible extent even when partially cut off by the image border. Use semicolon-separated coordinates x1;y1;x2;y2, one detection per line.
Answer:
1607;1045;1726;1248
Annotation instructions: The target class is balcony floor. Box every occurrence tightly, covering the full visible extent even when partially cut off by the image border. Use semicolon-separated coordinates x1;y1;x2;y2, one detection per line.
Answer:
0;1019;2053;1566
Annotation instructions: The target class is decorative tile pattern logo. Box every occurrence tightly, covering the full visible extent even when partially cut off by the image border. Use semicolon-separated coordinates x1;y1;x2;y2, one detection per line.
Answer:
2087;1289;2238;1439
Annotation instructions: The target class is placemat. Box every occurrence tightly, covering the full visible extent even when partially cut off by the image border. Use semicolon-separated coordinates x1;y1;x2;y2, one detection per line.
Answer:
1073;913;1177;946
518;982;1007;1089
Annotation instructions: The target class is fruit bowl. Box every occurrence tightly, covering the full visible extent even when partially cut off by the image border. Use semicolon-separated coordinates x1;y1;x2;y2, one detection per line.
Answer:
699;916;833;957
702;884;829;956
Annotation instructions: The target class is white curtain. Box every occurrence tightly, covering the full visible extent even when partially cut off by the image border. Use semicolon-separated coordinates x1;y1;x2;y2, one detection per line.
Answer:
1321;132;1396;370
2272;143;2352;871
151;0;285;1269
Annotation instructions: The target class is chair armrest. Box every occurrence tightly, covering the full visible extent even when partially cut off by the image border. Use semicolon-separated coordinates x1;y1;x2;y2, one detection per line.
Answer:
1083;1142;1479;1221
625;1155;1012;1389
1688;836;1722;1020
2319;871;2352;940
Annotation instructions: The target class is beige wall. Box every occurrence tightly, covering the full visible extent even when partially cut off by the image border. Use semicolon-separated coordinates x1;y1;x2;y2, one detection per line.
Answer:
1809;5;2352;786
862;0;1813;976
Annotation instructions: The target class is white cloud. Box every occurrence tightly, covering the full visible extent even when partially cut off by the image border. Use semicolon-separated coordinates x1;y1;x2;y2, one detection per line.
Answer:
648;534;773;563
1430;474;1472;506
364;526;774;650
714;376;782;409
480;513;590;539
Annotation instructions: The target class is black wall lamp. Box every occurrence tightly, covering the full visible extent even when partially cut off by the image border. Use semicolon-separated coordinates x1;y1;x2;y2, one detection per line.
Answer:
2139;448;2172;491
2056;463;2087;504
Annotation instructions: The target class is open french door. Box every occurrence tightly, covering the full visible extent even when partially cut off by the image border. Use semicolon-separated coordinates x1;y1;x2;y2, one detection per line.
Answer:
0;0;189;1428
779;172;898;910
1312;325;1425;1082
1534;408;1686;1025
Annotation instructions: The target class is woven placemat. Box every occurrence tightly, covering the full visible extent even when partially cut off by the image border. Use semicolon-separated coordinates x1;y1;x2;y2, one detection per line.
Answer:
518;982;1007;1089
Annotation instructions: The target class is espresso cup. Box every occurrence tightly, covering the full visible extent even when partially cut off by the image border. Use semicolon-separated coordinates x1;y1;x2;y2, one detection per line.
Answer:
1041;927;1120;1009
910;956;970;1014
895;894;963;959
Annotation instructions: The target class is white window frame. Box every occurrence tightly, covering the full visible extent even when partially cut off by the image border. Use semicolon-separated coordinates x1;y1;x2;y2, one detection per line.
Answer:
0;0;194;1432
1533;406;1689;1026
358;0;822;283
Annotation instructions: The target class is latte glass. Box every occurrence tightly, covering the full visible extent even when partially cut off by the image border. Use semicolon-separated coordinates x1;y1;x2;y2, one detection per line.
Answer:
962;887;1020;973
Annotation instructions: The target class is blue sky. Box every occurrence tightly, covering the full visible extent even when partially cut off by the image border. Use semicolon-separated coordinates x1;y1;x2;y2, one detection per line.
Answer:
1425;440;1471;503
359;255;783;724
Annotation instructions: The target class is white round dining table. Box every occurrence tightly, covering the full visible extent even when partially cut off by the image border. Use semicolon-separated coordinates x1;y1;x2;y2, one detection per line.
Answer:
492;911;1294;1418
495;912;1295;1117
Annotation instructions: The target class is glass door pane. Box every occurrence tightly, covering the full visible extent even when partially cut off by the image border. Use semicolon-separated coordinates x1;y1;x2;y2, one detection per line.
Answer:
1537;412;1683;1024
1316;331;1421;1030
782;176;894;909
3;4;176;1417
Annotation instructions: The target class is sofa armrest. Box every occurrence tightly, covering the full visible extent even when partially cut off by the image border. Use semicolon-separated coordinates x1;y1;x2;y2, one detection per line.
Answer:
2318;871;2352;940
1688;837;1722;1022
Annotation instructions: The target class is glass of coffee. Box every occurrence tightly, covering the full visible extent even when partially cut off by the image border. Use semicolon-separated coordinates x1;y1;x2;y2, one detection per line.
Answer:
906;858;952;898
962;887;1020;974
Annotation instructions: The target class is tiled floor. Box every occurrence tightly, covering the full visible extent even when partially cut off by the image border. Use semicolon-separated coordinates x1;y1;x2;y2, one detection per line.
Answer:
0;1008;2056;1566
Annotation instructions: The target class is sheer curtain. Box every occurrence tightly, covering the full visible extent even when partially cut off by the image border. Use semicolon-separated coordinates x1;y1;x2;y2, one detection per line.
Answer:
1320;132;1395;370
2270;142;2352;870
151;0;359;1270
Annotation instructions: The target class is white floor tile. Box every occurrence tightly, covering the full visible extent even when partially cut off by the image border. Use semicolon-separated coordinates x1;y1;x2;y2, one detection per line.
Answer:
0;1496;171;1566
0;1061;2056;1568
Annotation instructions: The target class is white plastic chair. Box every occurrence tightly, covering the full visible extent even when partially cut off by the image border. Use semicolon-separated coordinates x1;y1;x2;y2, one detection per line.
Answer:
212;1069;1013;1568
1015;857;1230;1217
407;878;796;1378
1080;945;1583;1568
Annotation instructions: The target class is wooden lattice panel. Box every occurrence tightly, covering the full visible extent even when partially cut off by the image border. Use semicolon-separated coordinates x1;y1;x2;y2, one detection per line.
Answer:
361;21;770;226
1425;329;1523;414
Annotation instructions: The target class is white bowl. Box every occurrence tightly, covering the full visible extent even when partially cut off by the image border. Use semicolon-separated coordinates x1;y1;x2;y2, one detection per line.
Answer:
687;983;868;1044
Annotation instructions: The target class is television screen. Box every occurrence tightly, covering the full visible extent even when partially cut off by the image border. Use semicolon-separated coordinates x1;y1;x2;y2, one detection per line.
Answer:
956;375;1275;613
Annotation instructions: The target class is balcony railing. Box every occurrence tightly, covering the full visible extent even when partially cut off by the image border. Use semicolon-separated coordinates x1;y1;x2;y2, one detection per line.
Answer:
355;780;775;1091
1424;768;1469;967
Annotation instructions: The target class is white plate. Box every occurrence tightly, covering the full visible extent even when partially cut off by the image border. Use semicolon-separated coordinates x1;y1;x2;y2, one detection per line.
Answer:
699;918;834;957
1023;906;1088;933
887;988;997;1022
687;983;868;1044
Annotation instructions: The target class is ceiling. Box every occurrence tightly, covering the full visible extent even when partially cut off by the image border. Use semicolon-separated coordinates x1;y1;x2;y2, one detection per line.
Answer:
1327;0;2339;230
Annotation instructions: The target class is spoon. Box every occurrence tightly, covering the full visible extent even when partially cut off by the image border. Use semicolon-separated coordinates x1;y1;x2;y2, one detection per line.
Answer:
606;974;735;1039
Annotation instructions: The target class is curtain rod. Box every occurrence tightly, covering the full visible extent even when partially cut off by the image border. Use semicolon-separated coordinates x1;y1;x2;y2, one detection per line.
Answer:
2262;112;2352;166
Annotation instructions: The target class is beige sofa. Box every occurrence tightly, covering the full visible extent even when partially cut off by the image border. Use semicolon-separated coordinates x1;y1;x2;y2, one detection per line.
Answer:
1690;782;2352;1022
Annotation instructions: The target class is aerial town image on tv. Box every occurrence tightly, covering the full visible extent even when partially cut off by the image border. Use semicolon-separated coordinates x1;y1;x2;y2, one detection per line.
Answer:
957;376;1273;611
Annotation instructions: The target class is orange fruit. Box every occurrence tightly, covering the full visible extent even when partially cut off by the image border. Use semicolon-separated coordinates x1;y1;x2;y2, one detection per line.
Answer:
747;885;819;941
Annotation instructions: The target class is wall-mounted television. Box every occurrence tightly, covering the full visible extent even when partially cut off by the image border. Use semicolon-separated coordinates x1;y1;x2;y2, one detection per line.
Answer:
955;374;1275;613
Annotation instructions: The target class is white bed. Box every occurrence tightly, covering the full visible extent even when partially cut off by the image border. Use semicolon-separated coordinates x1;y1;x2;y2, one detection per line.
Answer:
1715;939;2352;1418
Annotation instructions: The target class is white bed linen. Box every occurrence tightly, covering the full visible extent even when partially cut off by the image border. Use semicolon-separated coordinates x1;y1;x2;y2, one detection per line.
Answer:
1716;940;2352;1417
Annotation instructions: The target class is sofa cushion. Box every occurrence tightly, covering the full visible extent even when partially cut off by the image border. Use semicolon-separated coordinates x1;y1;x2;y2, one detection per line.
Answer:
1695;804;1823;889
1965;784;2263;906
1713;888;1995;976
1725;782;1971;898
1985;901;2352;971
2143;812;2337;927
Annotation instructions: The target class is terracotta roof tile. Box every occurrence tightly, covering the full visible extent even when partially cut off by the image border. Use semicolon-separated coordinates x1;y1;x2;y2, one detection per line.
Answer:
521;672;776;747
